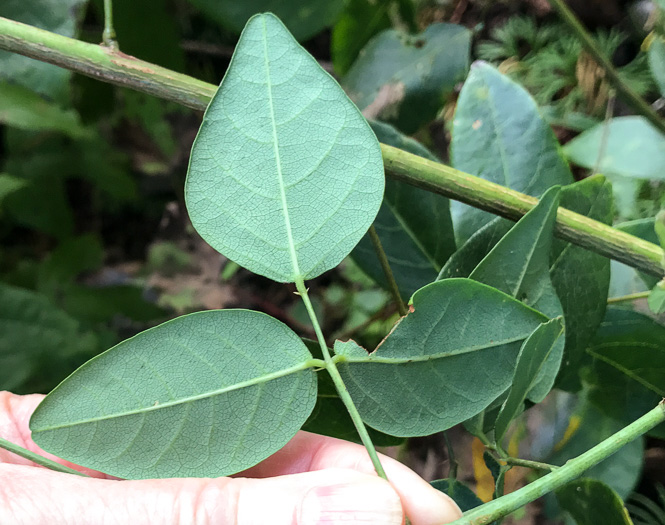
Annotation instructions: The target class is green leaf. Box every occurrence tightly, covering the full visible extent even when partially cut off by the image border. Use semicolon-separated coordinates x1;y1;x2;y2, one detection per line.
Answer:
657;210;665;252
343;23;471;134
0;82;89;138
643;35;665;97
587;308;665;439
331;0;392;76
300;339;403;446
551;176;613;391
186;13;384;283
588;309;665;398
30;310;318;479
0;283;92;391
0;0;87;101
557;479;634;525
483;451;508;499
613;218;661;291
450;62;574;245
494;318;563;442
335;278;547;437
186;0;345;41
648;281;665;314
430;479;485;513
351;120;456;298
564;117;665;180
548;401;643;499
0;173;28;206
468;186;564;401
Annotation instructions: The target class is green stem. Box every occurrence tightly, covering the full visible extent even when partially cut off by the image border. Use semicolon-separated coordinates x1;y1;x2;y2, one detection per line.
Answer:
443;431;458;479
0;437;89;477
447;402;665;525
0;16;664;276
368;225;408;317
102;0;118;49
548;0;665;136
607;291;651;304
294;278;388;480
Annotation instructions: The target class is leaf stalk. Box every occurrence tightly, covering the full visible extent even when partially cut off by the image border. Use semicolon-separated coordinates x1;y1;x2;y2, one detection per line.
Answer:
446;402;665;525
294;278;388;480
0;437;89;477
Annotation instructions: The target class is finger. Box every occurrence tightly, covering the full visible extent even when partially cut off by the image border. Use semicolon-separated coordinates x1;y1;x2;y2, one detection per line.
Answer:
1;463;404;525
0;392;109;478
242;431;463;525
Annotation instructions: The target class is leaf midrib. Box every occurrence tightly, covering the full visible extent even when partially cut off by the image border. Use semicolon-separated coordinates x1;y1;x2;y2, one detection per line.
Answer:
33;361;315;432
262;16;301;281
336;333;530;365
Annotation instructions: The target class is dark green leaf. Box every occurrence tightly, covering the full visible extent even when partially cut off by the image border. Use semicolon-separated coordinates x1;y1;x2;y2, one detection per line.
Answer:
431;479;484;512
483;451;508;498
468;186;564;401
351;120;455;298
494;318;564;442
343;23;471;133
0;0;87;100
551;176;613;391
649;36;665;97
332;0;392;76
613;218;661;291
564;117;665;180
186;13;384;283
186;0;345;41
586;307;665;439
548;401;643;499
450;62;574;245
0;82;89;138
31;310;318;479
335;278;547;436
557;479;634;525
0;283;92;391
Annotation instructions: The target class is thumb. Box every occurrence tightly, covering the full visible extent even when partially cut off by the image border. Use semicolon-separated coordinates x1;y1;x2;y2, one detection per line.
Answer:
3;465;408;525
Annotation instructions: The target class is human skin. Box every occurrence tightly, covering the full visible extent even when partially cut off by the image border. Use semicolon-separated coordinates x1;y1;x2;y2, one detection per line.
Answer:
0;392;462;525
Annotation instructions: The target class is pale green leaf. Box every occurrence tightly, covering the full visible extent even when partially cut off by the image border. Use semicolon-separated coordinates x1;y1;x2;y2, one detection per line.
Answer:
564;117;665;180
186;13;384;283
649;36;665;98
648;281;665;314
451;61;574;245
343;23;471;134
335;279;547;436
0;173;28;206
186;0;344;41
351;120;455;298
30;310;317;479
557;479;634;525
494;318;563;442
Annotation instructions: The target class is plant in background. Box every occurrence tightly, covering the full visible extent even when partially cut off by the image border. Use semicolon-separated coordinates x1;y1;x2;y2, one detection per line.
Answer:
478;16;655;118
2;2;665;524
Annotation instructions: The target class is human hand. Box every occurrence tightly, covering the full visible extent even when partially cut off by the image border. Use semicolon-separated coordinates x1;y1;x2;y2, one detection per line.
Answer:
0;392;462;524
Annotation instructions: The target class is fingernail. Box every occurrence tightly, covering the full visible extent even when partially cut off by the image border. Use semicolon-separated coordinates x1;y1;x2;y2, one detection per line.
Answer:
300;480;403;525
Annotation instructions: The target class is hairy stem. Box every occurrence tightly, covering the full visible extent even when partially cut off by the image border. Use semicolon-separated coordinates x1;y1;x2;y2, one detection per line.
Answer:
547;0;665;136
368;225;408;316
0;437;89;477
447;402;665;525
294;278;388;480
0;16;663;277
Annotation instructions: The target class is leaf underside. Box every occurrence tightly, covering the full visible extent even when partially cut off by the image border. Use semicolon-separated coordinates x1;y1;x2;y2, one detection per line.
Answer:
336;279;547;437
30;310;317;479
186;13;384;283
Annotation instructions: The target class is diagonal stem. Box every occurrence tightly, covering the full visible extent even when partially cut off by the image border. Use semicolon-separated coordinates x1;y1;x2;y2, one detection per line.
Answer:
446;402;665;525
0;16;664;276
294;278;388;480
0;437;89;477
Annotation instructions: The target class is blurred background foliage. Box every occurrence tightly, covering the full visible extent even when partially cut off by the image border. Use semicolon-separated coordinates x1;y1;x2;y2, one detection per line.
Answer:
2;0;665;523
